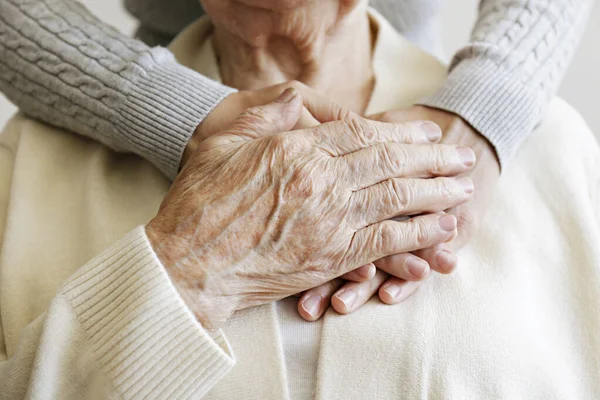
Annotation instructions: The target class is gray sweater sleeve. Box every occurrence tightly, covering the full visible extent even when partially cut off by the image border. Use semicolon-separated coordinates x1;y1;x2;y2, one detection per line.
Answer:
0;0;234;179
420;0;594;167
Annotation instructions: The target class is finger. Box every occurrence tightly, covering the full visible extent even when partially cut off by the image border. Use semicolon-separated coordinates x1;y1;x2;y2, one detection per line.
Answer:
213;88;303;144
378;277;424;304
413;204;474;274
295;106;321;130
259;80;356;124
342;213;457;272
309;117;443;157
445;203;478;250
342;143;476;189
340;263;376;282
367;109;409;123
331;270;388;314
297;279;344;321
300;86;356;123
373;253;430;281
414;242;459;275
350;177;474;227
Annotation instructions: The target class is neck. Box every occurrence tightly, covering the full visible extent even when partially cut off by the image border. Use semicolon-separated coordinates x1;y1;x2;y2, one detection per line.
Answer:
211;2;375;114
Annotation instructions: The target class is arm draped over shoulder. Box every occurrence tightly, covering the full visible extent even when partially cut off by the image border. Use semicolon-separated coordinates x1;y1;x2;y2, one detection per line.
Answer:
420;0;595;167
0;0;234;179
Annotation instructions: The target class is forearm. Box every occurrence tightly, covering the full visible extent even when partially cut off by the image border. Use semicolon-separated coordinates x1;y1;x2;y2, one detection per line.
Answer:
0;0;234;179
0;228;235;400
421;0;594;167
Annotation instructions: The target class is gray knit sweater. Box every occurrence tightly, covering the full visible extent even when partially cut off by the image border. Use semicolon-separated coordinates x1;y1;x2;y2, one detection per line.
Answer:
0;0;593;178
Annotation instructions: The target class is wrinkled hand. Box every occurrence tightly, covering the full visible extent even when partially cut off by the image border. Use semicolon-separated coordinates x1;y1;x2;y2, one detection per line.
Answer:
298;105;500;320
182;81;333;167
147;90;475;329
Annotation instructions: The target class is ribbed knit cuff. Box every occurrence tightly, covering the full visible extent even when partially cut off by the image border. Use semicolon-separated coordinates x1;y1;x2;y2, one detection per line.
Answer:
118;48;236;180
61;227;235;399
419;58;540;169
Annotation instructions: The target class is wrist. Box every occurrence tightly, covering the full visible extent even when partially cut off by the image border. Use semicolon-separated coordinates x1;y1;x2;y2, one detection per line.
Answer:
181;91;246;169
181;125;204;168
417;105;500;169
145;222;235;329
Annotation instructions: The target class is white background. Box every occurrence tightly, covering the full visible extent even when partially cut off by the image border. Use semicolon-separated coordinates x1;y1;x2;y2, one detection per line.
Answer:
1;0;599;139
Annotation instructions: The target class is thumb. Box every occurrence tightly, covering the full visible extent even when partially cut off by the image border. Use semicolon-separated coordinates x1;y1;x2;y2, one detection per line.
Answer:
301;88;357;123
217;87;303;143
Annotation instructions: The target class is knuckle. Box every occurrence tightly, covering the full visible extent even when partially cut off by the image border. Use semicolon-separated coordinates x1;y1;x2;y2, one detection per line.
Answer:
388;179;411;211
409;218;431;247
397;122;418;143
380;142;404;172
437;178;456;199
345;118;377;145
374;221;395;253
345;118;363;138
429;146;451;175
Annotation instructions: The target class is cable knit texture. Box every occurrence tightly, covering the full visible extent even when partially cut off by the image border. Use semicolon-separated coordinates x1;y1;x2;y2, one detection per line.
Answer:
419;0;594;166
0;0;234;179
0;0;593;172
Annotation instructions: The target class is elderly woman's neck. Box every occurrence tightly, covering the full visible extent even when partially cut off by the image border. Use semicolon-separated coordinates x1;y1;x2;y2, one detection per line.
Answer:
211;5;375;113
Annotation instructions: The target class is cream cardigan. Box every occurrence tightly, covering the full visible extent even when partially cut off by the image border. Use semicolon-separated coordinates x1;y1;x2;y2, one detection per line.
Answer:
1;10;599;400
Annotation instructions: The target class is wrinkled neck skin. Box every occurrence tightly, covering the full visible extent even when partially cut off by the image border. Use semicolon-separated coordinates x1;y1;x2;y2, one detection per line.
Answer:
205;0;375;114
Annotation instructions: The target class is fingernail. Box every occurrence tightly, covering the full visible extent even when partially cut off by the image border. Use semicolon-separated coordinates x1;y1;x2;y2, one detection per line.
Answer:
438;214;457;232
421;121;442;142
407;257;428;279
383;285;401;300
301;295;321;317
277;87;297;103
435;250;458;273
336;289;358;310
457;147;476;167
457;177;474;194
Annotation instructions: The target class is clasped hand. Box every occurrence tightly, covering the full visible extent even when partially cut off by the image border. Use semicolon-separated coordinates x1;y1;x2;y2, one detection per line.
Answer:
149;83;478;328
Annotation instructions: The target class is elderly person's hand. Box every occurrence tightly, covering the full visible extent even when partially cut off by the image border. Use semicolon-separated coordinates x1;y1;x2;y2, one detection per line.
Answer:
182;82;333;166
147;89;476;329
371;106;500;301
297;105;498;320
